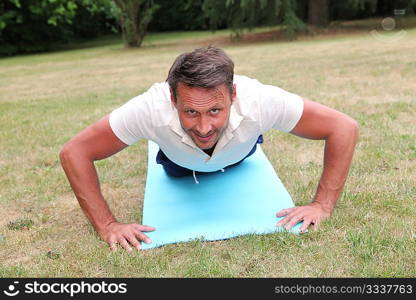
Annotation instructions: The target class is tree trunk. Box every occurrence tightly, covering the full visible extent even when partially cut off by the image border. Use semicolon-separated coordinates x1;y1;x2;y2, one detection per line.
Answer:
308;0;329;27
114;0;151;48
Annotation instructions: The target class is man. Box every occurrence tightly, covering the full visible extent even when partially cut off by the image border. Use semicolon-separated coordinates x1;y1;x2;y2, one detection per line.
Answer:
60;46;358;252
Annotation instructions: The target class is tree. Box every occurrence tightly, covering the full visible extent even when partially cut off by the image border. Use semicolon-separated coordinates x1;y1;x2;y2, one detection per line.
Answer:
148;0;207;31
0;0;80;55
0;0;117;56
307;0;377;27
307;0;329;26
280;0;307;38
202;0;305;40
113;0;158;47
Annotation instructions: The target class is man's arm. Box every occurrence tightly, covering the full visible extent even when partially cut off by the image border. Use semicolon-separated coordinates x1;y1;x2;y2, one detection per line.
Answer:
59;115;155;251
276;98;359;232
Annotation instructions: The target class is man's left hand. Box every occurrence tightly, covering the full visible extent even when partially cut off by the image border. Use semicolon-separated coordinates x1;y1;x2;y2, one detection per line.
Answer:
276;203;331;233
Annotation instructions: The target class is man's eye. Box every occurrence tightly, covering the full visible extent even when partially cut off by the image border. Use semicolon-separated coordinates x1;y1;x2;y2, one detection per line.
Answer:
211;108;220;114
186;110;197;115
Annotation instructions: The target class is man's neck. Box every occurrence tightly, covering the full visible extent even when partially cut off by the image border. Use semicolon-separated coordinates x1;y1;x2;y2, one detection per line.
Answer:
203;146;215;156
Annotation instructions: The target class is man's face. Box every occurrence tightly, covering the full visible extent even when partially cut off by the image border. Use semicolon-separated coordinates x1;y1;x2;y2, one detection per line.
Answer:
172;82;235;151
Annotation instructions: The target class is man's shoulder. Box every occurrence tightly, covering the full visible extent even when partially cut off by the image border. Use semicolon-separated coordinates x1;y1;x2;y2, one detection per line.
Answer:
145;81;174;125
126;81;170;106
116;81;173;127
146;81;171;102
234;74;267;100
234;74;260;86
234;74;297;102
132;81;173;113
232;75;263;120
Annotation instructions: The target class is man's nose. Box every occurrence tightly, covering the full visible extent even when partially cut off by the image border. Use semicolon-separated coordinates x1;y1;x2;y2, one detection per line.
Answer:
195;116;213;135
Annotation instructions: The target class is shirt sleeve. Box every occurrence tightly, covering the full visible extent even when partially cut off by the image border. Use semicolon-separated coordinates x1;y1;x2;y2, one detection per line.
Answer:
109;92;154;145
258;83;304;133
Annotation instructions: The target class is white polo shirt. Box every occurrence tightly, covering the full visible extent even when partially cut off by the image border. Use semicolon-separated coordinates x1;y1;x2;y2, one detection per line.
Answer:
109;75;304;172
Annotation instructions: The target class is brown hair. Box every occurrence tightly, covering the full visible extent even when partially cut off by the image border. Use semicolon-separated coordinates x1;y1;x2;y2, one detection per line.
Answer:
167;46;234;100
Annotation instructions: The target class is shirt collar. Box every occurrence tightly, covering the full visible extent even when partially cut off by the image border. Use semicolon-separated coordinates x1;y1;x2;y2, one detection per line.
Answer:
169;103;244;151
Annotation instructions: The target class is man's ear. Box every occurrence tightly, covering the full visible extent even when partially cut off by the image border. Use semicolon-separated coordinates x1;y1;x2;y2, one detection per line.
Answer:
231;84;237;103
170;88;177;108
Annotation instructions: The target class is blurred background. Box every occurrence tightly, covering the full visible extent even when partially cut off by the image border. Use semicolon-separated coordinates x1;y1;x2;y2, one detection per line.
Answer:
1;0;415;56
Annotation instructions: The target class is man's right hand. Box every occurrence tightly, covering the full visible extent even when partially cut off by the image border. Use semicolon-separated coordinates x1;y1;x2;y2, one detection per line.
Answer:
98;222;156;252
60;115;156;252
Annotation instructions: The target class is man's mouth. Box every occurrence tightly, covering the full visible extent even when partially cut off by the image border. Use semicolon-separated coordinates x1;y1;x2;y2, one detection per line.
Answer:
193;131;215;143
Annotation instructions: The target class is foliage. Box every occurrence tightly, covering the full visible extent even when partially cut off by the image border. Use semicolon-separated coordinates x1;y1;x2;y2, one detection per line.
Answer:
149;0;207;31
331;0;378;20
202;0;276;39
279;0;307;38
331;0;416;20
202;0;305;40
0;0;118;56
2;0;416;55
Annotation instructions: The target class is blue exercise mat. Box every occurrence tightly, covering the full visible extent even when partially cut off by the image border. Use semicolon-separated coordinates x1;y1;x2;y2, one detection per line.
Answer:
141;141;302;250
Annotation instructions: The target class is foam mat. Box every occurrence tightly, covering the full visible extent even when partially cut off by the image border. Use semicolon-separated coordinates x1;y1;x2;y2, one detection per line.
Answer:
141;141;301;250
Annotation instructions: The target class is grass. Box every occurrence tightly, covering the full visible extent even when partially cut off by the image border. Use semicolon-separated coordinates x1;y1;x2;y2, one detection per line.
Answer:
0;19;415;277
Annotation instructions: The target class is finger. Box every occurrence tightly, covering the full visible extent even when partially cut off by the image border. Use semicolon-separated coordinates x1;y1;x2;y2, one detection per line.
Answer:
136;225;156;232
134;230;152;244
109;242;117;252
284;215;304;230
276;215;291;227
276;209;301;226
276;207;296;217
277;207;299;226
108;238;117;252
125;234;141;251
118;238;133;253
312;220;320;231
299;218;313;233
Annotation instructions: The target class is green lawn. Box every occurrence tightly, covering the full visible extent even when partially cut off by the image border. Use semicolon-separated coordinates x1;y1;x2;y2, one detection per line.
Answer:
0;24;415;277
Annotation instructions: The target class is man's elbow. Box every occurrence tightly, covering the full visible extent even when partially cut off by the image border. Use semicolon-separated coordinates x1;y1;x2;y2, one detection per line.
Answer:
59;143;73;168
343;116;359;143
59;141;84;168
